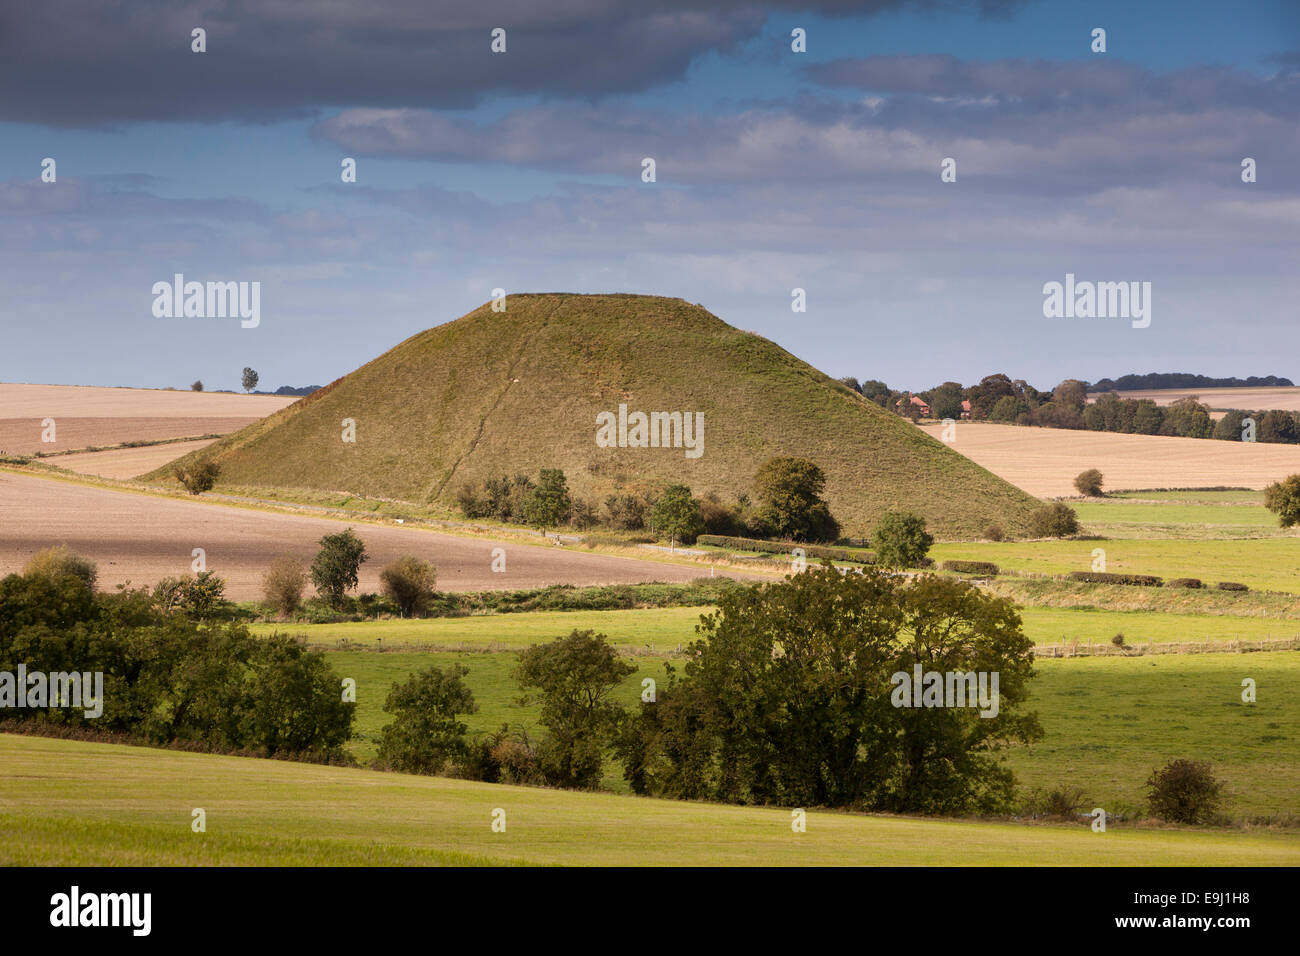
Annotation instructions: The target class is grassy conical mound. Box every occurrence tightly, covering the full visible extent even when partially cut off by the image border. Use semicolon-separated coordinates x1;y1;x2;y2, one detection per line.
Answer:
154;294;1041;538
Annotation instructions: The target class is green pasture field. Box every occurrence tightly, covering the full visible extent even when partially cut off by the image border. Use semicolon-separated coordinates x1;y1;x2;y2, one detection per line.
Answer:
3;734;1297;866
322;649;1300;820
254;601;1298;655
252;606;711;652
930;538;1300;594
1070;491;1289;540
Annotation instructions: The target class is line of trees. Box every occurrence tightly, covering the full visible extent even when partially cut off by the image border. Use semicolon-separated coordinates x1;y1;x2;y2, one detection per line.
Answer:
377;564;1043;814
0;549;354;760
456;456;844;544
843;372;1300;443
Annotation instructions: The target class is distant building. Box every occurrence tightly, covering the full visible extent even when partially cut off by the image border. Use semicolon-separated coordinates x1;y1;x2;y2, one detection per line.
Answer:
896;395;931;416
961;400;971;419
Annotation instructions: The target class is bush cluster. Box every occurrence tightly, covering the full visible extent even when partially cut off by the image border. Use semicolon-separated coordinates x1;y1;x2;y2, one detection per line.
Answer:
941;560;1000;576
1067;571;1163;587
0;564;353;760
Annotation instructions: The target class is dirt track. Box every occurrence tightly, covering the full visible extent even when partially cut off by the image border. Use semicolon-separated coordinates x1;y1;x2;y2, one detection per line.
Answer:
0;471;761;599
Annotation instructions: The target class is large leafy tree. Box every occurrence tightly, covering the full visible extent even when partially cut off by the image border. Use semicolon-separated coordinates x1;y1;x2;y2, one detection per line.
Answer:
752;456;840;542
871;511;934;569
648;484;703;549
515;629;635;788
524;468;571;530
376;664;477;774
620;565;1042;813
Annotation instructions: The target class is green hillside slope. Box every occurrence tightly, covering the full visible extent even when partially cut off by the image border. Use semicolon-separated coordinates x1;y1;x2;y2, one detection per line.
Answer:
153;294;1040;537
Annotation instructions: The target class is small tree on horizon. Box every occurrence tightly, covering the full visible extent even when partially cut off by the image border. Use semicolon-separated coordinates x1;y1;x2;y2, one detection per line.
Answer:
191;380;204;392
241;367;259;393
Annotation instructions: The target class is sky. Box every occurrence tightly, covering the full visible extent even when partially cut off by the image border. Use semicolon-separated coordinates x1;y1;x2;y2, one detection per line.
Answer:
1;0;1297;393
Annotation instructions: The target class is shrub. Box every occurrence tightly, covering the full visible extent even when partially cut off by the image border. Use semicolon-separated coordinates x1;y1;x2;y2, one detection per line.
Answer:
1035;786;1086;820
174;460;220;495
698;492;743;536
983;523;1005;542
1111;632;1125;647
375;665;476;774
379;555;438;617
941;560;999;576
23;546;97;591
1074;469;1104;496
603;491;652;531
1068;571;1163;587
1146;759;1224;824
1216;581;1249;592
1263;474;1300;527
459;726;543;785
153;571;230;620
190;380;203;392
1030;502;1079;538
871;512;934;569
1167;578;1203;589
310;527;368;610
263;555;308;617
241;367;259;392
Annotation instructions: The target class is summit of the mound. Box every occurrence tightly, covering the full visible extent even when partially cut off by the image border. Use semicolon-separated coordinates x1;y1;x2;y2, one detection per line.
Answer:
154;294;1041;537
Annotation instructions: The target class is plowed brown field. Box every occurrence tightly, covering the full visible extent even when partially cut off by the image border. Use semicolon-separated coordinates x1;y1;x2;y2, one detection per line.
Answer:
0;471;761;599
918;421;1300;497
0;383;294;456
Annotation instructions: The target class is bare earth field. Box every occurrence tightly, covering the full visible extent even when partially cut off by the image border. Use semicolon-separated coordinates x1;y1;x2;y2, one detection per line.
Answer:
50;439;221;479
0;382;295;455
1088;386;1300;413
0;470;758;599
918;421;1300;497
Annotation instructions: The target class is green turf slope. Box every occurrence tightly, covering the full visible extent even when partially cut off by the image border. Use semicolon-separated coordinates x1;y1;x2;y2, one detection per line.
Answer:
4;735;1296;866
153;294;1040;538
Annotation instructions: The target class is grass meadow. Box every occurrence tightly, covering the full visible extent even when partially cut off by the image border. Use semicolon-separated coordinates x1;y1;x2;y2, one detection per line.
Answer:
4;734;1297;866
316;648;1300;821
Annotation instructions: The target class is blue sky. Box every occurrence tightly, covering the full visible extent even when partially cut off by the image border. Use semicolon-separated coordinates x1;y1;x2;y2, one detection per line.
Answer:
2;0;1296;392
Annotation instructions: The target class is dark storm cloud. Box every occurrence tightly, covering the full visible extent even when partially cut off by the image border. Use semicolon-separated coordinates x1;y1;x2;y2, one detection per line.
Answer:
0;0;1025;126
